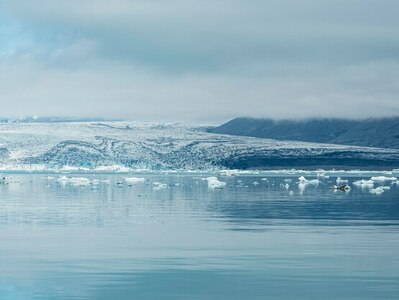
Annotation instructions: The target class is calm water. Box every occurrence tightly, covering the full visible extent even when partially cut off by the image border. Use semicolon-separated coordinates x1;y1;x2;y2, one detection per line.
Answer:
0;173;398;299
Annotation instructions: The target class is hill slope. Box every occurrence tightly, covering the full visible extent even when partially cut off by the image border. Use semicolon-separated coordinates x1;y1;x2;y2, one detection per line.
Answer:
209;117;399;149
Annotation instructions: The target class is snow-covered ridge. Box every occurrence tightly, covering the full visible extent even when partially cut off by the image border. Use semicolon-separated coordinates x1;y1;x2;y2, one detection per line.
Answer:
0;121;399;171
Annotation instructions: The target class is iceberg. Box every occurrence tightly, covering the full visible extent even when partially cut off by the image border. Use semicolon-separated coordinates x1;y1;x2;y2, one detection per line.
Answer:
204;177;227;189
370;187;385;194
370;176;398;182
336;177;349;185
353;179;374;188
298;176;320;191
56;176;91;186
124;177;146;185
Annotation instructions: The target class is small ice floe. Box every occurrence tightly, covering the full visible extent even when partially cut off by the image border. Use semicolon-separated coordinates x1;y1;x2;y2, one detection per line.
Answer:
317;172;329;179
298;176;320;184
370;176;398;182
56;176;69;183
336;177;349;185
392;180;399;185
56;176;91;187
204;177;226;189
252;181;259;186
102;179;111;184
153;182;167;190
220;169;238;176
261;178;268;181
353;179;374;188
298;176;320;191
289;190;294;196
69;177;91;187
284;183;290;190
370;187;385;194
284;179;292;183
332;185;351;192
124;177;145;185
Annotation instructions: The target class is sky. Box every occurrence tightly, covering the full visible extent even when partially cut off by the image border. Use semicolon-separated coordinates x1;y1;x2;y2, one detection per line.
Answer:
0;0;398;123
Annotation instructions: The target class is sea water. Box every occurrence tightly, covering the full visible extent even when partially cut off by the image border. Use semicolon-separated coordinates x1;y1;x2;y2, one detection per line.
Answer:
0;173;398;299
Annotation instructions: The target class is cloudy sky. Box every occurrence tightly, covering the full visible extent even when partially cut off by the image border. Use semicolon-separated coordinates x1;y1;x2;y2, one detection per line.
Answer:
0;0;398;123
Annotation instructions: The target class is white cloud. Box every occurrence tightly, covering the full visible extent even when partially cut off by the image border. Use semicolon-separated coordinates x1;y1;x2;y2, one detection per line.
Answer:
0;0;398;122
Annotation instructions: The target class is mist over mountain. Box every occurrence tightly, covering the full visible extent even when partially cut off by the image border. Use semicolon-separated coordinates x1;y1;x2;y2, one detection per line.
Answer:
209;117;399;149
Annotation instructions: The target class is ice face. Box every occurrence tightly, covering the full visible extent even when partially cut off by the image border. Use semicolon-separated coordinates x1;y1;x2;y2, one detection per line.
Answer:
0;121;399;171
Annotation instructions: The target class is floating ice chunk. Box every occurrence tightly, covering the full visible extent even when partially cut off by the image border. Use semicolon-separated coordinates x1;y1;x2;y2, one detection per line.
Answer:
56;176;69;183
370;176;397;182
69;177;91;186
102;179;111;184
317;172;329;179
205;177;226;189
298;176;320;191
353;179;374;188
298;176;307;183
261;178;268;181
252;181;259;186
220;170;238;176
298;176;320;184
124;177;145;185
380;186;391;190
289;191;294;196
57;176;91;186
284;183;290;189
370;187;385;194
284;179;292;183
336;177;349;185
153;181;167;188
153;182;168;190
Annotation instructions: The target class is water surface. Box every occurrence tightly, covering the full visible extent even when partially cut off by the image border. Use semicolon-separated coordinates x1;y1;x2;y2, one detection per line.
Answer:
0;173;398;299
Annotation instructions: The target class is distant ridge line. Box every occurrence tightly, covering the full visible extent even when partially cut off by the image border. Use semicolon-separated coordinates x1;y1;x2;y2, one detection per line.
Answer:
209;117;399;149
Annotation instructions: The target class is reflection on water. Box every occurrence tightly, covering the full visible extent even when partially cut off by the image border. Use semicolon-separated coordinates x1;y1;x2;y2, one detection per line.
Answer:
0;174;398;299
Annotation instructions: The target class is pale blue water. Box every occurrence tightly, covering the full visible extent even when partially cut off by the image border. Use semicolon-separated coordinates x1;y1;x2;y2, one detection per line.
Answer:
0;173;398;299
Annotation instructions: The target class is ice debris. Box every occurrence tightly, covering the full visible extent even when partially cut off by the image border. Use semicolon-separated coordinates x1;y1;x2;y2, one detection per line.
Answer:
336;177;349;185
204;177;227;189
124;177;146;185
370;176;397;182
298;176;320;191
370;187;385;194
353;179;374;188
56;176;91;186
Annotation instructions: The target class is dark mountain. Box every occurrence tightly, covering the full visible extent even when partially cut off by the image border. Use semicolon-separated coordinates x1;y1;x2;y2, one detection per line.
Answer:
209;117;399;149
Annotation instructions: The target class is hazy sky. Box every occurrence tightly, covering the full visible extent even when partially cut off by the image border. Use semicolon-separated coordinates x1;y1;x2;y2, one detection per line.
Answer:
0;0;398;123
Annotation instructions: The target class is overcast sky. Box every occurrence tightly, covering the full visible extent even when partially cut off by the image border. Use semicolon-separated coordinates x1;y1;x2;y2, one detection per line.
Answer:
0;0;398;123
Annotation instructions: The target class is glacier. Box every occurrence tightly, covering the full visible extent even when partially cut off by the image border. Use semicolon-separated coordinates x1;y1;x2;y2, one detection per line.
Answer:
0;121;399;171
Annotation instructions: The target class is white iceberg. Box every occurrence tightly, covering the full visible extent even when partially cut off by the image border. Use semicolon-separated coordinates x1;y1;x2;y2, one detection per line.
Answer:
56;176;91;187
153;182;168;190
298;176;320;191
370;187;385;194
370;176;397;182
204;177;226;189
353;179;374;188
124;177;146;185
220;170;239;176
336;177;349;185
